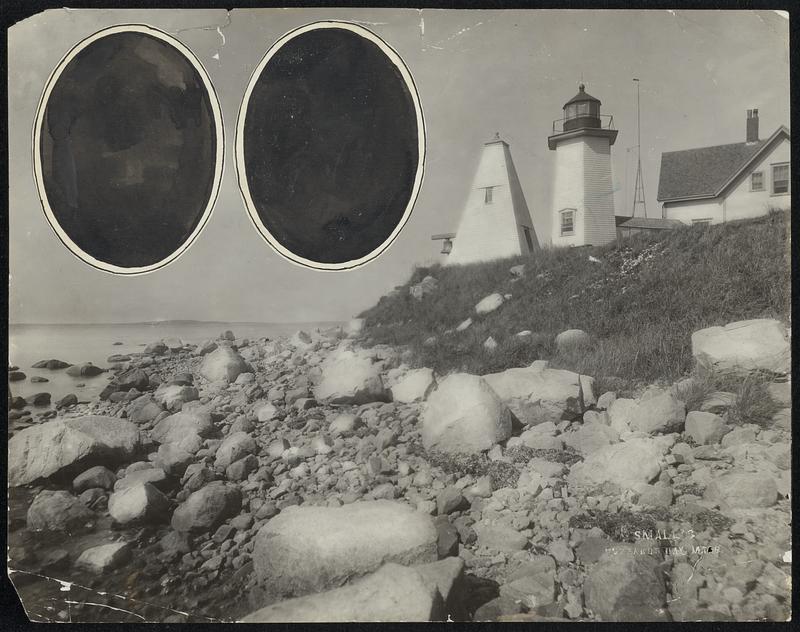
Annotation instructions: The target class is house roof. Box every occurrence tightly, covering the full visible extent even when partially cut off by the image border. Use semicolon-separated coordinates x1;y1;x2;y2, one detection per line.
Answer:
657;126;790;202
616;216;684;230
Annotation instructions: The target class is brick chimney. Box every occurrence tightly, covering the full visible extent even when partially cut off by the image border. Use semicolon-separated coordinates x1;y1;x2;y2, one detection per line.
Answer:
746;108;759;142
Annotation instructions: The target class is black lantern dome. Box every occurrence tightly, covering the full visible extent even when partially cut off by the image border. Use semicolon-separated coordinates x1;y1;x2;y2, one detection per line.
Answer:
563;83;602;131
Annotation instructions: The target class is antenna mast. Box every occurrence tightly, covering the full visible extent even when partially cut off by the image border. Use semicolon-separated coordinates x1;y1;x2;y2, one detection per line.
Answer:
631;78;647;218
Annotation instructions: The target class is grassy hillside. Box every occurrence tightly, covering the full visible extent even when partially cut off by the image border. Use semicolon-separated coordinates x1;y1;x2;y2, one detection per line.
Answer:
359;210;790;391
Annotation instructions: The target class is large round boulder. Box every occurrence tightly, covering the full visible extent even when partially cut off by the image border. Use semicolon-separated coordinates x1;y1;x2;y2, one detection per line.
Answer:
9;416;142;486
170;482;241;533
108;483;171;525
151;410;215;445
251;500;438;600
390;368;436;404
27;490;95;532
314;347;388;405
691;319;790;374
214;431;257;469
567;437;669;492
200;346;250;383
66;363;105;377
421;373;511;453
482;361;595;425
241;563;442;622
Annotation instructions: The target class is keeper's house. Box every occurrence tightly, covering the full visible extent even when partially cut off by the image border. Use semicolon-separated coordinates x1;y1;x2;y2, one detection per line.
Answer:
657;110;790;225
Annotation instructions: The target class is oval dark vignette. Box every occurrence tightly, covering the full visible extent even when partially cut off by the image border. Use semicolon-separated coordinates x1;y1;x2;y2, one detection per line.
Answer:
242;27;420;265
39;31;218;269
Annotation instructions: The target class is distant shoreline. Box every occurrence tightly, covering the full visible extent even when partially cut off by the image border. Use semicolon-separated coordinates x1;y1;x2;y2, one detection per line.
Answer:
9;320;346;328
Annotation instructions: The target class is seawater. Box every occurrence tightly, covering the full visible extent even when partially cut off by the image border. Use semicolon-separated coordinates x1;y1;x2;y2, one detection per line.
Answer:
8;321;341;406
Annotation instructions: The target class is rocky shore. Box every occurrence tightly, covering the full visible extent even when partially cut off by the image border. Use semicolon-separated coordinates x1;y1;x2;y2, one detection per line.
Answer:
6;316;792;622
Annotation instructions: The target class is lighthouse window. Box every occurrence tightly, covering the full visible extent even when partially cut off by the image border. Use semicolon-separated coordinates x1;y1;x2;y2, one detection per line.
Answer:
560;209;575;236
750;171;764;191
484;187;494;204
565;103;577;119
577;102;590;116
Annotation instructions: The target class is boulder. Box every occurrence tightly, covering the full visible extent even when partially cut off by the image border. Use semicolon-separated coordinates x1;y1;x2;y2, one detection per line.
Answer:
409;276;439;301
155;443;195;475
55;393;78;409
220;330;236;341
144;341;168;355
9;416;142;486
329;413;363;436
474;523;528;551
106;354;131;363
108;483;170;524
30;376;49;383
555;329;590;350
684;411;730;445
151;410;214;445
251;500;437;599
584;548;669;621
114;467;169;493
214;431;257;469
562;422;617;455
153;383;199;411
483;361;595;425
475;293;504;315
200;346;250;383
27;490;94;532
607;387;685;434
162;336;183;351
113;368;150;391
73;466;117;492
197;340;218;356
347;319;365;337
391;368;436;403
290;330;313;348
421;373;511;454
127;395;163;424
75;542;131;574
500;556;557;609
692;319;790;374
241;563;442;622
32;359;71;370
66;363;105;377
567;437;667;492
170;482;241;533
255;402;278;422
704;472;778;508
8;370;26;381
27;392;51;406
315;347;388;405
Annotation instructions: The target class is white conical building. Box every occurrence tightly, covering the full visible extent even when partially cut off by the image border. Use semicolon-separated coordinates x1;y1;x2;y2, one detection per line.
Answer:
434;134;539;266
547;84;618;247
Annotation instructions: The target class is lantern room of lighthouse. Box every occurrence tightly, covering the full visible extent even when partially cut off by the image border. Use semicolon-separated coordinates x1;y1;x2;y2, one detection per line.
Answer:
548;84;619;247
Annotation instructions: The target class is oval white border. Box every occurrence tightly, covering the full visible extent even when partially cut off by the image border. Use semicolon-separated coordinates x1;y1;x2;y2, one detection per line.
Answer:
32;23;225;276
235;21;426;271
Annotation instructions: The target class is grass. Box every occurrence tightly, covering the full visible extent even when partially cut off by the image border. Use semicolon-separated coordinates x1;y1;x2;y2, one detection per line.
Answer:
675;366;782;427
359;210;790;389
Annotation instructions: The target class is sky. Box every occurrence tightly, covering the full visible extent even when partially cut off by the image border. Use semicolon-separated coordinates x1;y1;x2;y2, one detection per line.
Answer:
8;9;790;324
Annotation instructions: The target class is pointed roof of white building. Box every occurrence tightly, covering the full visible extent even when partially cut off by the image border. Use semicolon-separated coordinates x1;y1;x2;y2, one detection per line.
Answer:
444;133;539;265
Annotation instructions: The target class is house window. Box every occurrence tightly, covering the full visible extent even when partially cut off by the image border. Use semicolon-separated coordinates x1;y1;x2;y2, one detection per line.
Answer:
771;163;790;195
523;226;534;252
750;171;764;192
560;209;575;236
692;218;712;226
484;187;494;204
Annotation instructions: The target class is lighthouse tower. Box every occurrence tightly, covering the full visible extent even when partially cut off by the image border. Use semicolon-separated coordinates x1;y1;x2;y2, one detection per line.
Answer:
548;84;618;247
439;133;539;266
